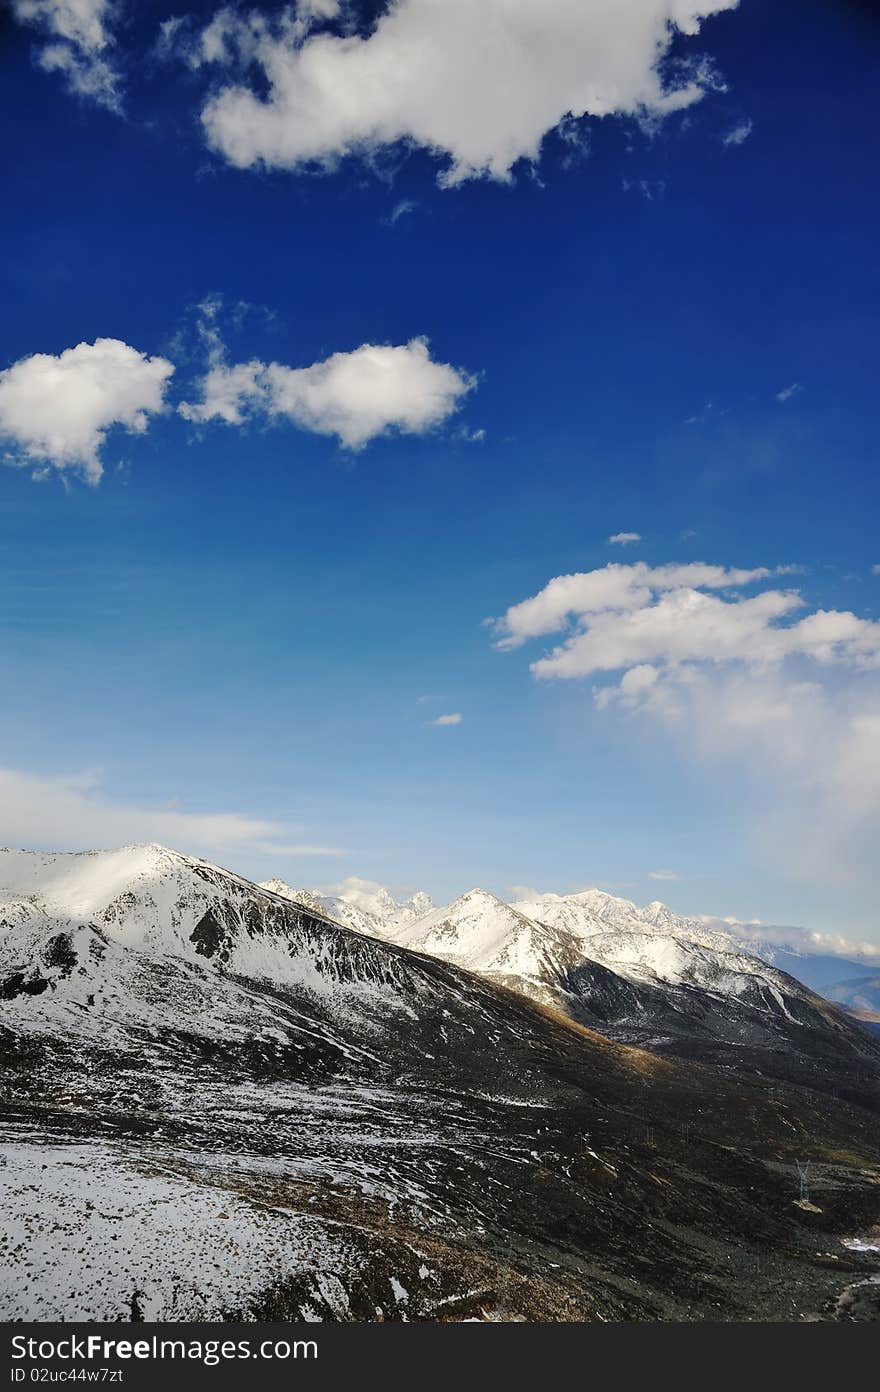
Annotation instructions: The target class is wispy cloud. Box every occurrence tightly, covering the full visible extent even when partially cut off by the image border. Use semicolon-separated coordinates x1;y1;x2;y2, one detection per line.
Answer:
428;713;463;726
387;199;417;225
608;531;642;546
776;382;802;403
0;766;347;863
11;0;123;111
621;177;667;201
721;118;753;147
649;870;679;881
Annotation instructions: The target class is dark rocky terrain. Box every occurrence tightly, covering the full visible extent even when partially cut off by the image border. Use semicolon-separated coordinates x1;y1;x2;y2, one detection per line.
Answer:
1;846;879;1322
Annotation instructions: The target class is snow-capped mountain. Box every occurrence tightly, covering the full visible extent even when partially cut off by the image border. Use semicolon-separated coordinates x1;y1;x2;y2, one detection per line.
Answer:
319;880;880;1088
0;844;406;1039
392;888;557;972
258;877;327;916
4;843;880;1323
511;889;880;1003
513;888;712;942
511;888;802;994
259;875;434;941
304;873;877;1011
395;884;786;999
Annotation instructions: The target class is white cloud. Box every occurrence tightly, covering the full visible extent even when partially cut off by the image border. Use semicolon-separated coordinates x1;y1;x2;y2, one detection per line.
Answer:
873;565;880;577
721;117;752;146
319;875;389;910
525;586;880;682
180;336;474;449
717;918;880;963
388;199;417;225
0;339;174;484
428;713;463;726
649;869;679;880
0;766;347;863
608;531;642;546
492;561;776;650
776;382;802;403
186;0;739;185
494;561;880;889
508;883;542;900
12;0;122;110
528;589;880;682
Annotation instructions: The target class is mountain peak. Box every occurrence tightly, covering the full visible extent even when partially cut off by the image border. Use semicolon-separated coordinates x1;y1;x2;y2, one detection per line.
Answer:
258;879;328;916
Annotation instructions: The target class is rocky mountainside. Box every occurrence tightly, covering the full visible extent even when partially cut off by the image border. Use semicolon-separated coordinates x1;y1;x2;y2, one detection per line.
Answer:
3;845;880;1324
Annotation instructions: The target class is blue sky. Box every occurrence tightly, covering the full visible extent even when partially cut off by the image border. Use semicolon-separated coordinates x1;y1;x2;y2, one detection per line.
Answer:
1;1;879;942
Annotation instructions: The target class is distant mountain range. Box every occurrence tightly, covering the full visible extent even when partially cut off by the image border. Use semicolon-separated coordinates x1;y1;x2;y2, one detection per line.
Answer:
2;845;880;1323
261;877;880;1101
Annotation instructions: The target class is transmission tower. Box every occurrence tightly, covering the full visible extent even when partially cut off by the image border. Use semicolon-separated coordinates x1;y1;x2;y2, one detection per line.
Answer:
796;1159;811;1204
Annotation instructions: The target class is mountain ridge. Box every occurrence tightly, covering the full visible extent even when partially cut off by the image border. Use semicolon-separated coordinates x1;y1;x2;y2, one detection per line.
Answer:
3;843;880;1322
268;875;880;1104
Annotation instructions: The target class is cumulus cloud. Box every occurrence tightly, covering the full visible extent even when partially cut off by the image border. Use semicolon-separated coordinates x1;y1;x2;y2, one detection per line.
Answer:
528;588;880;682
494;560;880;889
428;713;463;726
0;339;174;483
492;561;776;650
12;0;123;110
179;335;474;449
608;531;642;546
0;766;347;863
180;0;739;185
319;874;391;908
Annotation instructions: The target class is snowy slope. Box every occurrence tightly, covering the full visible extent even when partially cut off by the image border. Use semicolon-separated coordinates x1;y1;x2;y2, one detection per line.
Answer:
378;883;797;1004
360;882;880;1077
394;889;545;971
259;876;434;941
279;874;880;1063
512;890;800;995
0;845;450;1077
389;888;593;1006
3;844;659;1320
286;874;879;994
513;888;732;954
4;844;880;1322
